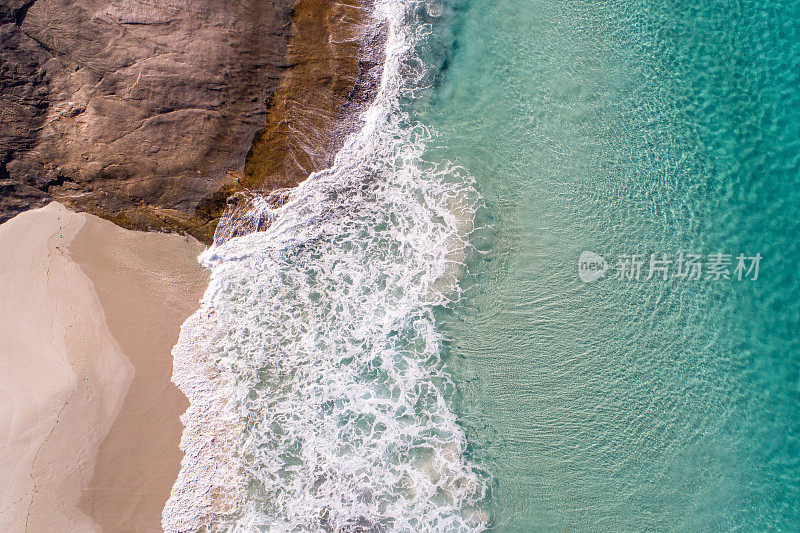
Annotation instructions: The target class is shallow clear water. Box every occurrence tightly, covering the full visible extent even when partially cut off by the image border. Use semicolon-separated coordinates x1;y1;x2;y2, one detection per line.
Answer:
418;0;800;530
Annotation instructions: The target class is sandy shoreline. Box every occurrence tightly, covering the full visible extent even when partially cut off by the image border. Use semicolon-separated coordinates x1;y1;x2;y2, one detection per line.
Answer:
0;202;208;531
0;2;388;530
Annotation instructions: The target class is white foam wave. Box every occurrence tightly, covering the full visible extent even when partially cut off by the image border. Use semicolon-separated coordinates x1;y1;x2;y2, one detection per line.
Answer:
163;1;491;531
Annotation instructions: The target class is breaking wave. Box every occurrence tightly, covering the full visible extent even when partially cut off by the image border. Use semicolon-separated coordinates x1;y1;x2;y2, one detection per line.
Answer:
163;1;492;530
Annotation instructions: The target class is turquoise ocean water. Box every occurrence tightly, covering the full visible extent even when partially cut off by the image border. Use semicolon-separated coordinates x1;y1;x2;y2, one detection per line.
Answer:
420;0;800;529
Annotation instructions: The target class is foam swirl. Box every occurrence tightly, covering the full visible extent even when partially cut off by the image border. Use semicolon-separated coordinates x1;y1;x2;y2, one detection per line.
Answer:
163;2;491;530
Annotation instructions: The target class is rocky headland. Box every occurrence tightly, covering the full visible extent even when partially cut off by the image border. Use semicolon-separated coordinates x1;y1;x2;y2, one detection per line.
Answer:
1;0;384;243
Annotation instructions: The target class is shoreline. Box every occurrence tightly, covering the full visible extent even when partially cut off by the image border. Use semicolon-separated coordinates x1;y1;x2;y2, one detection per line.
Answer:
160;2;497;529
241;0;386;192
212;0;388;243
0;1;391;529
0;202;208;531
160;3;397;527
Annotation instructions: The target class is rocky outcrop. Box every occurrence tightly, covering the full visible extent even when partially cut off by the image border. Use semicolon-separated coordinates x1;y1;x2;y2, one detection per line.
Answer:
0;0;383;243
1;0;293;242
242;0;385;191
0;2;54;215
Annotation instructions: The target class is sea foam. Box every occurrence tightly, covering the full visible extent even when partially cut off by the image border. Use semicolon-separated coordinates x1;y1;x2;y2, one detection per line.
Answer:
163;1;491;530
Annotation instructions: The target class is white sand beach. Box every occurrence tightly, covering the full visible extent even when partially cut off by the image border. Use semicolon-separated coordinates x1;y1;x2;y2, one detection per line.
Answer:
0;202;208;532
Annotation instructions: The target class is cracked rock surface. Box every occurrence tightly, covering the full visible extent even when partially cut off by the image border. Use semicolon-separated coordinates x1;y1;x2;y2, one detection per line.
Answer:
0;0;292;242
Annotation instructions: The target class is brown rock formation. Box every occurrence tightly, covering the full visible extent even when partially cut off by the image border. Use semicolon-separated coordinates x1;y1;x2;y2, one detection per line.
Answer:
1;0;384;244
242;0;385;191
1;0;292;243
4;0;296;242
